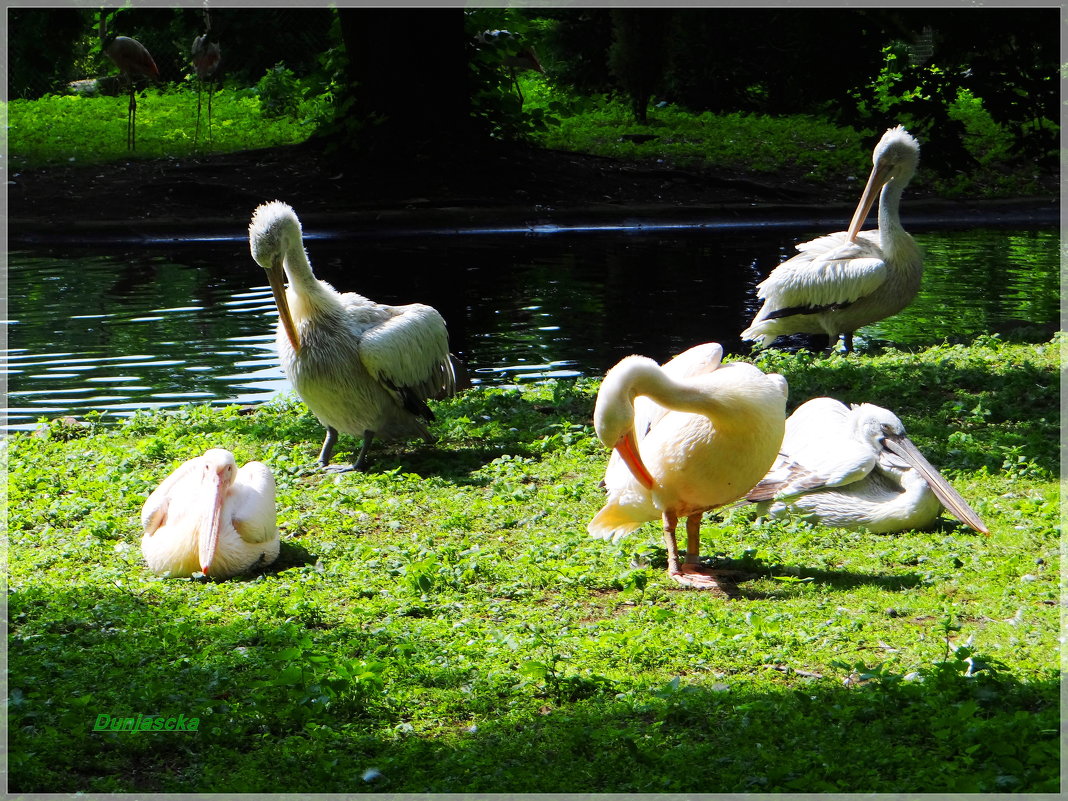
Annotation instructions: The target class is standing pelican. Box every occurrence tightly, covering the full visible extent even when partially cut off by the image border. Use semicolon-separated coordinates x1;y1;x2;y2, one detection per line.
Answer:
741;126;922;353
249;201;457;471
745;398;988;534
589;343;788;589
141;449;280;579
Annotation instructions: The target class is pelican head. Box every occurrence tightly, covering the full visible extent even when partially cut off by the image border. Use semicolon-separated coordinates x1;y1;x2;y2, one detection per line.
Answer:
846;125;921;241
249;200;303;354
197;448;238;575
850;403;988;534
593;355;658;491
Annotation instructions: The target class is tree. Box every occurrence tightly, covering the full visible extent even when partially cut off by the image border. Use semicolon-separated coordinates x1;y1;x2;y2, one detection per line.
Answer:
607;9;673;123
334;8;475;159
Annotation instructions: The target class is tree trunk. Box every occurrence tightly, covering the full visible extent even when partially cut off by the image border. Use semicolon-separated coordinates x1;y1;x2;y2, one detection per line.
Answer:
337;8;473;159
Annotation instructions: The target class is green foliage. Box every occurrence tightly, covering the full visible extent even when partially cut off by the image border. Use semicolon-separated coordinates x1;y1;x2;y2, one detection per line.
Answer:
255;63;303;119
7;338;1060;793
7;86;317;167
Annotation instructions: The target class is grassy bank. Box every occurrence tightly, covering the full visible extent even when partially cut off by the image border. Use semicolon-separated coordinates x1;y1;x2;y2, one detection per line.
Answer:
7;75;1052;200
7;337;1060;793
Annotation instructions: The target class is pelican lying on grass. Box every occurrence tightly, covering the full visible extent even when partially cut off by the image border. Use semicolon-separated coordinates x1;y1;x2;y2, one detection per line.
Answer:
249;200;457;471
745;398;988;534
141;449;279;579
741;125;922;353
589;343;788;590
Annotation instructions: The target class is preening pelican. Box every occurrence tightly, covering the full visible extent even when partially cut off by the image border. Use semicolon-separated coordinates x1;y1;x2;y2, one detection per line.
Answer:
589;343;788;590
745;398;987;534
741;125;922;353
141;449;279;579
249;201;457;471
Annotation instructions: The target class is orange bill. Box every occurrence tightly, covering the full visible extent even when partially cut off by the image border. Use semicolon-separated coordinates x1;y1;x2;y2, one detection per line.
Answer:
615;431;656;490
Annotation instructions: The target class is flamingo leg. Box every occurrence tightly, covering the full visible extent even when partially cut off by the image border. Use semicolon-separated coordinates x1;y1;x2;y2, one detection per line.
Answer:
127;86;137;150
194;81;203;150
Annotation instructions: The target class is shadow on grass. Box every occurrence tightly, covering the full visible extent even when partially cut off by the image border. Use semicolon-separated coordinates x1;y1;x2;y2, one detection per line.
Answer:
8;579;1059;794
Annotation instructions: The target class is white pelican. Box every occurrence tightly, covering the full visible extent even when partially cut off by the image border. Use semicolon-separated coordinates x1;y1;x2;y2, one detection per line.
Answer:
741;125;922;353
589;343;788;589
745;398;988;534
141;449;280;579
249;200;457;471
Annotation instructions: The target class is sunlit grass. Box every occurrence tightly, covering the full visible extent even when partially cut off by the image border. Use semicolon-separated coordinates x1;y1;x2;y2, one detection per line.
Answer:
518;74;1048;198
8;337;1060;793
7;86;316;168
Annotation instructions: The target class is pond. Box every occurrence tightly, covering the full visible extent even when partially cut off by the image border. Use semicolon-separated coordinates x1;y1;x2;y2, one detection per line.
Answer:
4;218;1059;432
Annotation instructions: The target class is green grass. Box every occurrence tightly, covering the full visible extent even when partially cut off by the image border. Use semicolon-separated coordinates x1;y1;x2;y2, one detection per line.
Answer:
519;75;1051;198
6;85;316;168
6;74;1053;200
7;336;1060;793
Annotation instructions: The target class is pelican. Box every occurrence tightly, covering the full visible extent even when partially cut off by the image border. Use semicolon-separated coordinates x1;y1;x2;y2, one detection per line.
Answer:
141;449;280;579
741;125;922;353
249;200;457;471
745;398;988;534
588;343;788;589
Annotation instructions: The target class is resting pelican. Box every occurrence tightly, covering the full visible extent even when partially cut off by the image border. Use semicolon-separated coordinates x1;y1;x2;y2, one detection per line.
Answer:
141;449;280;578
589;343;788;589
745;398;988;534
249;201;457;471
741;125;922;353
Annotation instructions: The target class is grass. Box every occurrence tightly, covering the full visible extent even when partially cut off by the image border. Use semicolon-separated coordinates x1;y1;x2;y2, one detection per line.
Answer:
6;85;317;168
6;73;1053;200
518;75;1052;198
7;335;1060;793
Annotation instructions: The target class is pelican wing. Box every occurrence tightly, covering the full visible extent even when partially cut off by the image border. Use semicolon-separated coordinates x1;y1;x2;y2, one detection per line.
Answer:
359;304;457;410
140;456;204;535
757;232;887;314
229;461;278;545
746;397;878;500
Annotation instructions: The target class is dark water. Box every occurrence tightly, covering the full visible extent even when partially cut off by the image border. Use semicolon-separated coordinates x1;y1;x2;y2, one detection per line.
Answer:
4;222;1059;432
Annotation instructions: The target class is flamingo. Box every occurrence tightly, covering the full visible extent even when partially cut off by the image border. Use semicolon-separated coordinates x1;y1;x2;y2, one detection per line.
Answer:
741;125;922;353
99;12;159;150
191;10;221;151
476;29;545;105
141;449;279;579
248;201;457;471
745;398;988;534
589;343;788;590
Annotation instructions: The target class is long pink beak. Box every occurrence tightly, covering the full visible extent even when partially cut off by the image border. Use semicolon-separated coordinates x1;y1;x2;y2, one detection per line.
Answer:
198;472;227;575
615;431;656;491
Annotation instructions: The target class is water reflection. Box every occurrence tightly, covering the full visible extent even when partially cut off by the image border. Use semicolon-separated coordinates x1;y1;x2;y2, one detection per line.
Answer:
4;225;1059;431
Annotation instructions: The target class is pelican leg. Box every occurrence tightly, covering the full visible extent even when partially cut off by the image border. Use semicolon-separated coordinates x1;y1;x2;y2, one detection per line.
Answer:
843;332;855;354
352;430;376;471
321;428;376;473
662;511;681;575
317;426;339;467
669;515;731;591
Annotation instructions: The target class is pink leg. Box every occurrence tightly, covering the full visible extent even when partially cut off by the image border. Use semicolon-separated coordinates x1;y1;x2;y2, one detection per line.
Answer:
665;514;729;590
